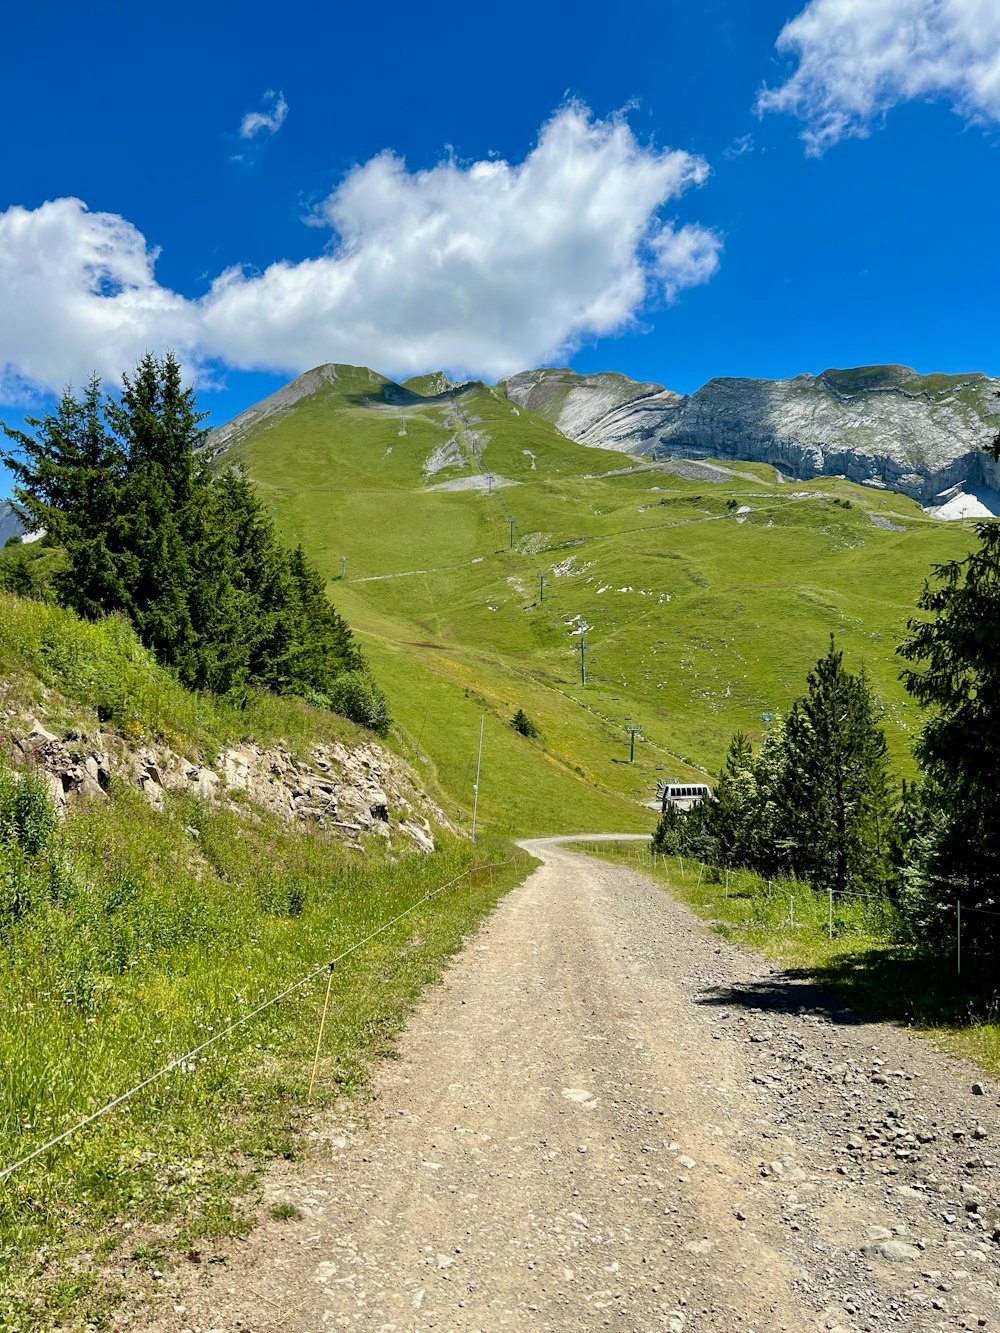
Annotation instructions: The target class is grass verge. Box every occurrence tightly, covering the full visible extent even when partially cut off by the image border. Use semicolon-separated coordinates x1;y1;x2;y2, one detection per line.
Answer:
0;775;529;1332
576;841;1000;1077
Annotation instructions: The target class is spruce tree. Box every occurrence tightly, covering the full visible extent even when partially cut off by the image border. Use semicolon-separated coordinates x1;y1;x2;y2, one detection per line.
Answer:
898;518;1000;943
1;353;384;727
779;638;891;898
1;376;127;617
705;731;757;866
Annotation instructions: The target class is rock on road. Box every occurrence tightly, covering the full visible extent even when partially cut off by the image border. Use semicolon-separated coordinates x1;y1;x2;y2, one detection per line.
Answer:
141;838;999;1333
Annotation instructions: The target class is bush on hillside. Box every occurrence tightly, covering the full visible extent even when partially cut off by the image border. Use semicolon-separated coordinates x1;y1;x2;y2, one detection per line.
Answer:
327;671;392;736
511;708;540;739
0;543;51;602
0;766;59;927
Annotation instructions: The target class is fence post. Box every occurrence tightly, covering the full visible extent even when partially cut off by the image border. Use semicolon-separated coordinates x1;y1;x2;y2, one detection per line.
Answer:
789;894;795;927
828;885;834;939
697;863;704;888
957;900;962;977
679;854;685;876
725;867;730;895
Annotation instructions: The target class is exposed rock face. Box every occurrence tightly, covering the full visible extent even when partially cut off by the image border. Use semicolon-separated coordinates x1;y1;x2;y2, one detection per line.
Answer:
8;717;448;853
0;502;24;546
504;365;1000;504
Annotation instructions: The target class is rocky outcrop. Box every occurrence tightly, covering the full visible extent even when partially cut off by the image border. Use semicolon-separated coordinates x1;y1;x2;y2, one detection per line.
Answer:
504;365;1000;505
7;717;447;854
0;503;24;546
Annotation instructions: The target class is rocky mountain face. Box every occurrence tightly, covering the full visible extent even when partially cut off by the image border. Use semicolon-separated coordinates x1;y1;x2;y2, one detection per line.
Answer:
0;502;24;545
10;714;447;854
504;365;1000;504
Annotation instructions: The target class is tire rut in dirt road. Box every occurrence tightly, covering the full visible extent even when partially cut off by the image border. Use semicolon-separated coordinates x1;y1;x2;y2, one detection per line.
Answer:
137;840;998;1333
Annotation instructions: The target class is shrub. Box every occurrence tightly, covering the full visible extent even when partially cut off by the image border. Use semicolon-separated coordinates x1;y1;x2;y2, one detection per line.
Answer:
511;708;540;739
651;802;682;854
327;671;392;735
0;767;58;856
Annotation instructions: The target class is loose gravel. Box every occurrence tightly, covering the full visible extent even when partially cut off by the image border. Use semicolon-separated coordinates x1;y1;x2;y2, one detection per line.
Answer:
132;838;999;1333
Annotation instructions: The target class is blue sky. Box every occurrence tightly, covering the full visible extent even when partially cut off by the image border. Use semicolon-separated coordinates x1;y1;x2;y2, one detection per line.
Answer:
1;0;998;456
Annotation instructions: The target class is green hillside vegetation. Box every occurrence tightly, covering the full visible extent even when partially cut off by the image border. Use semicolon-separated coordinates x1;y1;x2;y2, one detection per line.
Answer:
0;592;523;1329
1;356;388;730
222;364;976;838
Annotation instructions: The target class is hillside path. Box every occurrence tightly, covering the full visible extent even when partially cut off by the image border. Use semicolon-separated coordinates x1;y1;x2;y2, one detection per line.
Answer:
138;838;999;1333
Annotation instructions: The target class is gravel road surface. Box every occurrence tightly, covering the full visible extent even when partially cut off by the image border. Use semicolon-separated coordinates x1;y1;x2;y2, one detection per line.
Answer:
137;838;999;1333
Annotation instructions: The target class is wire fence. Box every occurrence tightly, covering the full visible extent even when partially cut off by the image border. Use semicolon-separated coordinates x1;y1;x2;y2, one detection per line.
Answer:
575;840;998;980
0;859;507;1187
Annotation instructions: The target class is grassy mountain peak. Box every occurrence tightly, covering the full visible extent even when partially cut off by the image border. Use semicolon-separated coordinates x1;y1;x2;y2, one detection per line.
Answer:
206;363;978;840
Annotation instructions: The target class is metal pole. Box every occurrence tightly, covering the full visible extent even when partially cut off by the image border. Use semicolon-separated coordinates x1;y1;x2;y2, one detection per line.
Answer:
957;900;962;976
539;573;545;601
580;636;587;686
470;715;484;845
828;885;834;939
508;518;515;549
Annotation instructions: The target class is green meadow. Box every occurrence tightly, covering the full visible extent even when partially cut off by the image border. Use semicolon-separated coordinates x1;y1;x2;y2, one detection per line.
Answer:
229;368;976;834
0;594;526;1328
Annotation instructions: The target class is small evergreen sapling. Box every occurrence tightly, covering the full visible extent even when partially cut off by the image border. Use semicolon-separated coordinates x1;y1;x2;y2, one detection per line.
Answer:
511;708;540;739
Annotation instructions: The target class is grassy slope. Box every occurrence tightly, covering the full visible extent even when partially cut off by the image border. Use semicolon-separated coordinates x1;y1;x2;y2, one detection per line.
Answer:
0;595;527;1329
228;371;975;836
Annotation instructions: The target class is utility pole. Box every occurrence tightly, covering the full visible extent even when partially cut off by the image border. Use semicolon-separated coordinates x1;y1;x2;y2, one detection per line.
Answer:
340;555;347;580
508;517;515;550
624;724;642;762
538;572;546;602
579;635;588;686
470;715;485;845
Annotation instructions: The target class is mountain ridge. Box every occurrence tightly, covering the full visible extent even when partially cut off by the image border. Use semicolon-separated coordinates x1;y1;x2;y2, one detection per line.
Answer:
503;364;1000;506
203;359;1000;511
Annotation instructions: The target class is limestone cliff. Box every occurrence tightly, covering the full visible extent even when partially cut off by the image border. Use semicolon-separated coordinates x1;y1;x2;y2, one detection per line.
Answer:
504;365;1000;504
0;502;24;545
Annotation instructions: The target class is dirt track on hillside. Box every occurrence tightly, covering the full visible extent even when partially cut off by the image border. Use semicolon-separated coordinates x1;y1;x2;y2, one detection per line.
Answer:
133;838;999;1333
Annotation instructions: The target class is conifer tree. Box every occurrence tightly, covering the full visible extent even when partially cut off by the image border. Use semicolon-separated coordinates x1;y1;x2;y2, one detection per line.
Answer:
1;353;384;728
705;731;756;866
779;638;891;898
898;517;1000;942
1;376;127;617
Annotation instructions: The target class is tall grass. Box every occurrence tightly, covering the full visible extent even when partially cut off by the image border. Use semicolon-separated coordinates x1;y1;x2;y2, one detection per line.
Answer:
0;593;363;757
0;771;525;1330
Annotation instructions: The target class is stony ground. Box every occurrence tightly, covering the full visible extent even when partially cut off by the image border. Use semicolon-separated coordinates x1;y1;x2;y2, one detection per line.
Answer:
129;838;999;1333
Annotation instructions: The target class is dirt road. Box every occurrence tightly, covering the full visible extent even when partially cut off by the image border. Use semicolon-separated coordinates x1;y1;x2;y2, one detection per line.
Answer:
138;838;999;1333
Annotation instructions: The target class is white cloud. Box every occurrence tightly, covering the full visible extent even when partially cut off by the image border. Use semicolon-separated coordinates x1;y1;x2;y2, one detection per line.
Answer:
0;105;721;398
0;198;198;400
649;223;721;299
239;89;288;141
757;0;1000;153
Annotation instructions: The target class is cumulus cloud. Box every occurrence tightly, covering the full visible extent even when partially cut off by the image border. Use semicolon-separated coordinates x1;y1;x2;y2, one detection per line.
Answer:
0;198;198;399
0;105;721;398
239;89;288;141
757;0;1000;153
